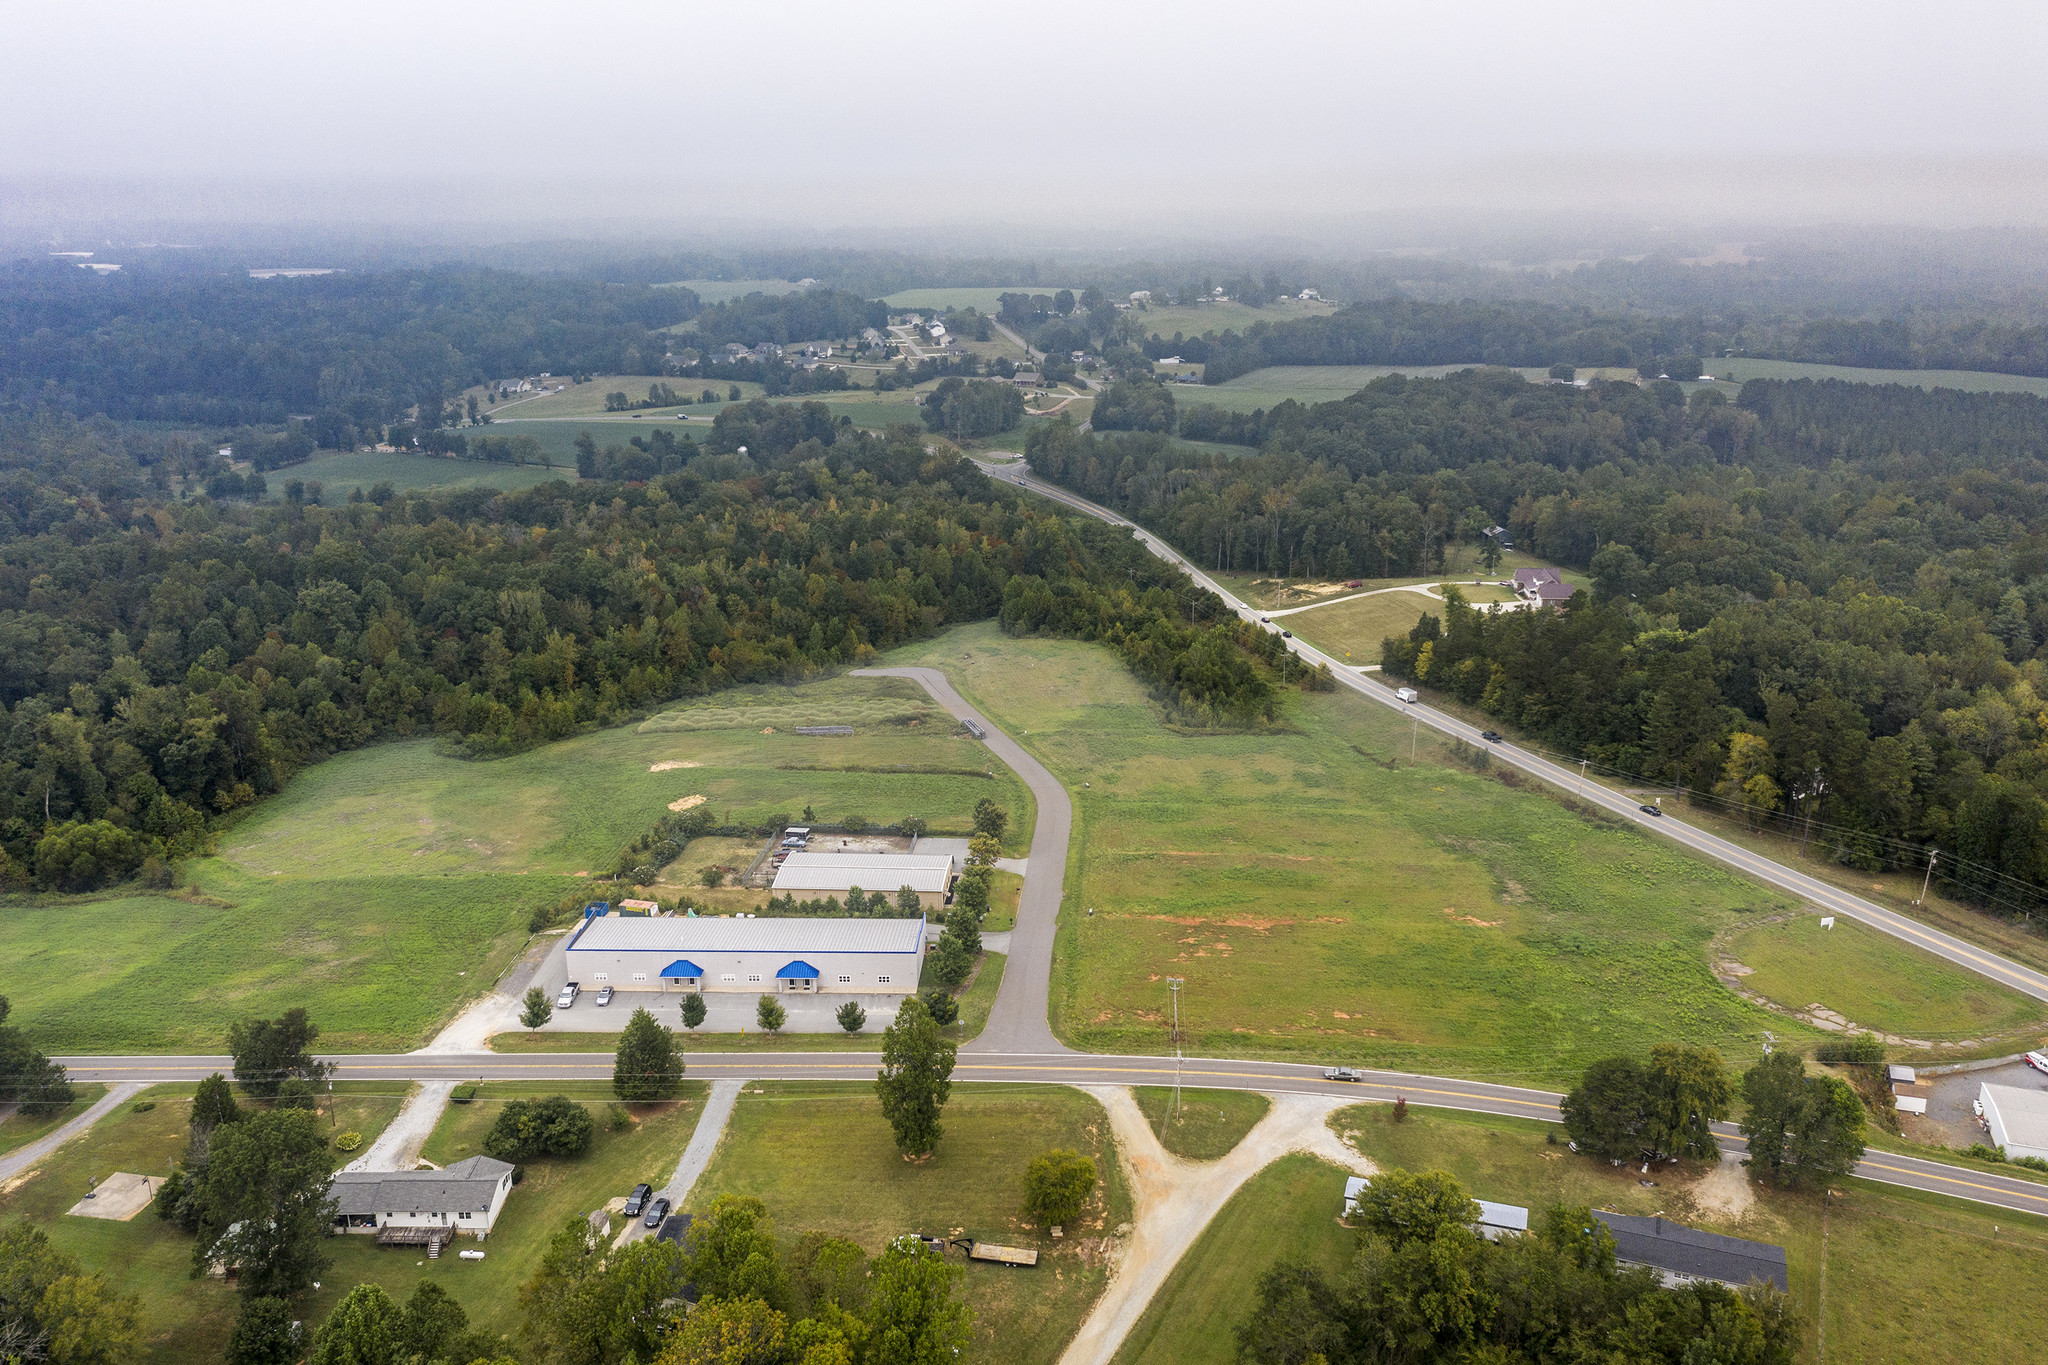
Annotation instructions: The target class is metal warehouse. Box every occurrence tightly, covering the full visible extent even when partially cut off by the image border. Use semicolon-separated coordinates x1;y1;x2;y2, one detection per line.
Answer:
1979;1082;2048;1162
565;913;925;995
771;851;956;908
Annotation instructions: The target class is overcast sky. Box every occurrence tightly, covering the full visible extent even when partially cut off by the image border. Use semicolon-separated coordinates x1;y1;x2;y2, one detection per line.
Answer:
9;0;2048;234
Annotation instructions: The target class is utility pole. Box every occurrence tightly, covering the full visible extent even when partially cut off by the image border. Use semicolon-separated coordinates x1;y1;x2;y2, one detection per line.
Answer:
1167;977;1185;1122
1916;850;1939;906
1410;715;1418;762
1578;757;1587;800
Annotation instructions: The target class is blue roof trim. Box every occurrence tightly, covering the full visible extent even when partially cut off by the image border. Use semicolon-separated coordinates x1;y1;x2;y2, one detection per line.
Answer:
776;960;820;979
660;959;704;978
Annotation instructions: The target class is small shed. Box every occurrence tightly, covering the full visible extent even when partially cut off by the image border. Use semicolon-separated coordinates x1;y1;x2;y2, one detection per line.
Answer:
1887;1064;1917;1085
1893;1082;1932;1116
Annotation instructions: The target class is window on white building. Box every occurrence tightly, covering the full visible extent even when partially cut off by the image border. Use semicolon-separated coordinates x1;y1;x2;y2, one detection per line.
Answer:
838;975;851;984
748;974;762;983
631;972;647;981
593;972;608;981
877;975;891;984
721;973;737;982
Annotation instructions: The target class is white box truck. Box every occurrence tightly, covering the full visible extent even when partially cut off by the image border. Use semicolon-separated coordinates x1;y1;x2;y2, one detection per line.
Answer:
1395;687;1419;703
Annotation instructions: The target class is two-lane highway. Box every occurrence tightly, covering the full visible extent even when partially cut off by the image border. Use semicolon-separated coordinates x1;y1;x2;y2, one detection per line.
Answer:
975;459;2048;1007
54;1048;2048;1219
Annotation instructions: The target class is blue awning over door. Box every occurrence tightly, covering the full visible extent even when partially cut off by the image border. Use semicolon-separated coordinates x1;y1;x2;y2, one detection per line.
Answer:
660;959;704;978
775;960;820;979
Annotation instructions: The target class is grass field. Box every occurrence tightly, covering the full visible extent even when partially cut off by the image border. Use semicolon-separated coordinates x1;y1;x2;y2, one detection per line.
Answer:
877;625;2043;1081
1280;591;1451;666
274;450;570;503
1131;1086;1269;1160
882;287;1080;314
1334;1102;2048;1365
486;375;766;421
1209;552;1578;611
663;279;805;304
0;1082;407;1365
1135;297;1338;342
0;1084;107;1156
0;673;1031;1053
1723;914;2048;1043
691;1081;1129;1364
1707;356;2048;398
1110;1153;1355;1365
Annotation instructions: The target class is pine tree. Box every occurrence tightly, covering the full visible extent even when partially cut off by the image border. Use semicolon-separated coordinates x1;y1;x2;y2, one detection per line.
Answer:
681;992;707;1030
613;1008;685;1102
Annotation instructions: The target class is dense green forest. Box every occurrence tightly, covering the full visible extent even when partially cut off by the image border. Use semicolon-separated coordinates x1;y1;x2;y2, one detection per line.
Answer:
685;288;889;348
1030;370;2048;911
0;406;1288;892
0;265;697;435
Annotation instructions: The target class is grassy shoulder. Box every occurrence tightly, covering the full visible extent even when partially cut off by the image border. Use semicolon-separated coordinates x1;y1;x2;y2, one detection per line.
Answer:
0;1082;408;1365
1724;914;2048;1045
1131;1086;1269;1160
1111;1153;1354;1365
0;1083;107;1157
692;1081;1129;1365
885;624;1818;1083
4;672;1029;1054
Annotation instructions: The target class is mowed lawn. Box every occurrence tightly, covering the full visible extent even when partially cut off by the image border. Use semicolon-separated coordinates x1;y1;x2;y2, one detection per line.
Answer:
486;376;766;420
277;450;571;504
692;1082;1130;1365
0;674;1029;1053
879;625;2044;1081
0;1083;407;1365
1277;590;1441;665
1724;914;2048;1042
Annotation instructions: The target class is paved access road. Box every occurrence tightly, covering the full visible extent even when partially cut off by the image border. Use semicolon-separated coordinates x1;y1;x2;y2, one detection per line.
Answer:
52;1050;2048;1219
973;461;2048;1007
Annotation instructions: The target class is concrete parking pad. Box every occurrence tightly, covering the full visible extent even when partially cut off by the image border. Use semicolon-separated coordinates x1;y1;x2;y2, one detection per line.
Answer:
66;1171;161;1220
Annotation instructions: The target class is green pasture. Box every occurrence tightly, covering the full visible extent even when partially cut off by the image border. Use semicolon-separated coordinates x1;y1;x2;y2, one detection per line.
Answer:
487;375;765;421
0;673;1029;1052
1724;914;2048;1043
274;450;569;503
1135;296;1338;342
1210;552;1579;610
1708;356;2048;398
692;1081;1129;1364
485;418;714;463
1277;591;1441;666
0;1082;408;1365
882;286;1079;314
879;625;2042;1082
1131;1086;1269;1160
1111;1153;1356;1365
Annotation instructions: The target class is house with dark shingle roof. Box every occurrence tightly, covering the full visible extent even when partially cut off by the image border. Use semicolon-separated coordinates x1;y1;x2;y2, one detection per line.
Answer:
1594;1211;1788;1290
330;1155;516;1239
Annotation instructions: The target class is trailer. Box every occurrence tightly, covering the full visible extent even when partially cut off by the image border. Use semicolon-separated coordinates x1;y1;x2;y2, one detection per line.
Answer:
961;718;987;740
965;1241;1038;1267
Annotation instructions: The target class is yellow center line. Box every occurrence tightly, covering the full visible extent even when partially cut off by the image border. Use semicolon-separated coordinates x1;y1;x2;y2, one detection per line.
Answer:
1860;1159;2048;1206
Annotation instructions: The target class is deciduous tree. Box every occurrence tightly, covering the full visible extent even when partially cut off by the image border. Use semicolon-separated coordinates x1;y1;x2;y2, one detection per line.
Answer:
1022;1149;1096;1227
191;1108;335;1298
875;997;955;1157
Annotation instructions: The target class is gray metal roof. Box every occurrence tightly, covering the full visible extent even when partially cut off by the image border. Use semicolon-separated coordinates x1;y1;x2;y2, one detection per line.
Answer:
1595;1212;1788;1291
330;1156;514;1217
1981;1082;2048;1144
572;914;926;955
771;851;955;895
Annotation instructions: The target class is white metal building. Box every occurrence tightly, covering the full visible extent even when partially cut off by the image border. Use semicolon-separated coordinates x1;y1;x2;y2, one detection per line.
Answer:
772;851;956;908
1979;1082;2048;1161
566;913;925;995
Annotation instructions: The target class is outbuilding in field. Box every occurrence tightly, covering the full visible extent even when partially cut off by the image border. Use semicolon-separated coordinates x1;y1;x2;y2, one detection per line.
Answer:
1979;1082;2048;1161
771;851;956;908
566;912;925;995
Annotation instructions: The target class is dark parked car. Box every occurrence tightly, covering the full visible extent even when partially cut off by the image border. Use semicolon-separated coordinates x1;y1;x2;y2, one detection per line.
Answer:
624;1183;653;1218
1480;730;1502;743
1640;803;1663;817
643;1196;671;1228
1281;630;1293;638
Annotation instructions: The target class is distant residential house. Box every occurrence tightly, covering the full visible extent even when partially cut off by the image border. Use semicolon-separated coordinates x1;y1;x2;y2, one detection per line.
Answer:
750;342;783;361
330;1156;517;1242
1298;288;1321;300
927;322;946;338
860;327;885;346
722;342;751;361
1532;581;1574;606
1012;370;1043;388
1594;1212;1788;1291
1512;567;1574;605
1129;290;1151;302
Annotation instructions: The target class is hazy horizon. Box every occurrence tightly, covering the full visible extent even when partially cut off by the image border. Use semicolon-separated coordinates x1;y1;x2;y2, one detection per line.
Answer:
10;1;2048;250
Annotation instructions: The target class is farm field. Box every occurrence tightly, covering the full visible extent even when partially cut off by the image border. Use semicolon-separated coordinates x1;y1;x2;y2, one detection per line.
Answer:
0;1082;409;1365
1208;550;1579;610
662;278;805;304
274;449;570;503
485;375;765;421
1707;356;2048;398
1336;1102;2048;1365
0;673;1030;1053
691;1081;1130;1365
877;624;2045;1082
1134;296;1338;341
1192;363;1553;412
882;286;1080;314
1722;913;2048;1044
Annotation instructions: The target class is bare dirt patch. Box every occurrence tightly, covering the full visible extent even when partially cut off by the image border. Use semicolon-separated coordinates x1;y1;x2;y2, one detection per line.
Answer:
668;794;708;813
1687;1160;1756;1221
1443;908;1505;927
648;760;700;772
